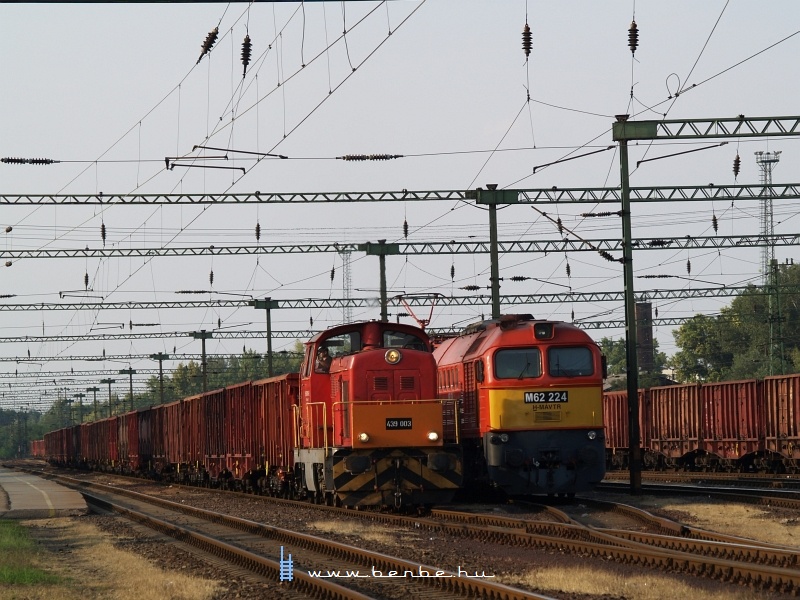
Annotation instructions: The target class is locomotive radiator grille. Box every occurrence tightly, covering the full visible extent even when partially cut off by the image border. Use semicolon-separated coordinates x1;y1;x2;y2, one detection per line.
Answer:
400;376;416;390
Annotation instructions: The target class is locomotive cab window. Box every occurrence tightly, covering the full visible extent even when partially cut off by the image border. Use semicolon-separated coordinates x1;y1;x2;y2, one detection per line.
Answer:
303;346;314;377
548;346;594;377
323;331;362;358
383;330;428;351
494;348;541;379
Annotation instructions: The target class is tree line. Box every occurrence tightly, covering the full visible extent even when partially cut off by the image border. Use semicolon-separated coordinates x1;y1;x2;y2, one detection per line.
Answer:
602;261;800;387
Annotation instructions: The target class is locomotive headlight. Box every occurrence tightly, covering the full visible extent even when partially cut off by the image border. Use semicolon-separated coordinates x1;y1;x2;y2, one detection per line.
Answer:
358;432;370;443
385;349;402;365
587;430;597;441
427;431;440;442
490;433;510;445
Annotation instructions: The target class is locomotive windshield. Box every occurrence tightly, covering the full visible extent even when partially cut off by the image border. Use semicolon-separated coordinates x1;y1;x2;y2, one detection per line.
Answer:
383;330;428;351
548;346;594;377
322;331;362;358
494;348;542;379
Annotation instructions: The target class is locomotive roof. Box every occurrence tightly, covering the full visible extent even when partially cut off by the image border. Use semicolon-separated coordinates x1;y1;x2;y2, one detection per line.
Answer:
434;314;597;365
307;320;431;345
461;313;536;335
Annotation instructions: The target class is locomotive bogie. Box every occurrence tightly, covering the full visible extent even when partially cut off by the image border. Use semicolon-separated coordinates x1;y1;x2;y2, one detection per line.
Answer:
329;447;462;507
293;428;462;508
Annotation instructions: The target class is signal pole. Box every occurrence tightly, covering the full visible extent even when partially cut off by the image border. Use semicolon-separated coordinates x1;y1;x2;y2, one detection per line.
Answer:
613;114;642;495
118;368;136;412
192;330;213;392
100;378;116;416
359;240;400;322
87;386;100;420
251;299;279;377
149;353;170;404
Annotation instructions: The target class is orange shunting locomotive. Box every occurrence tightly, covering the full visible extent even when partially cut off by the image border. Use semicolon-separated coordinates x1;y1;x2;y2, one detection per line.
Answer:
293;320;463;508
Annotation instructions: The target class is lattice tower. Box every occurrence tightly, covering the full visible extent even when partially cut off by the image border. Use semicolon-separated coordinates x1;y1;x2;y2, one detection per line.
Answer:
339;248;353;324
755;151;781;285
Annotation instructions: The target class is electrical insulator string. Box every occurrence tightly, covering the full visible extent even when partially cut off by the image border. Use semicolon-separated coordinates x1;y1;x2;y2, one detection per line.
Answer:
628;21;639;55
197;27;219;65
241;34;252;77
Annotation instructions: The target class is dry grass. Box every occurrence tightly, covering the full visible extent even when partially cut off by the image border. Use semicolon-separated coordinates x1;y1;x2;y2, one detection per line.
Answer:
627;496;800;547
669;501;798;547
504;565;770;600
310;519;395;544
0;518;220;600
495;495;798;599
309;519;422;546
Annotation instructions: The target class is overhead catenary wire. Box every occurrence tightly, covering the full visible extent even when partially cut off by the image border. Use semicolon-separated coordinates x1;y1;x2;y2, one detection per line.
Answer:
12;3;427;364
3;6;799;389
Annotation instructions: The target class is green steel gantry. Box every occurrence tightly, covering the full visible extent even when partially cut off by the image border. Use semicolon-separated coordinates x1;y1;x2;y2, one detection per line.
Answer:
611;114;800;494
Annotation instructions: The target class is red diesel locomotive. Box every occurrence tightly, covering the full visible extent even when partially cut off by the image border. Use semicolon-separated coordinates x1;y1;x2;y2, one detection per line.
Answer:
434;314;607;497
294;321;462;507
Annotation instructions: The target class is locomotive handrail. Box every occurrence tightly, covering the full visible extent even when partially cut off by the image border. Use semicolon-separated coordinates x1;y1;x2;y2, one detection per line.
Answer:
292;405;301;448
300;402;329;455
333;398;451;405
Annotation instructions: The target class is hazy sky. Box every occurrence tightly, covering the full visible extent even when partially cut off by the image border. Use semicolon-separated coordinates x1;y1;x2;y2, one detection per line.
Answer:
2;1;799;408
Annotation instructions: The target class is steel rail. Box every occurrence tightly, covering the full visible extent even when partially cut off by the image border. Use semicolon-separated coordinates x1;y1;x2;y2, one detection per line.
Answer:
66;476;553;600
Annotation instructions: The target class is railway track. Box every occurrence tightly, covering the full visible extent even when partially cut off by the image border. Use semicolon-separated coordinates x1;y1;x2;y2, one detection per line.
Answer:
605;469;800;490
598;479;800;510
20;466;800;597
424;503;800;592
52;473;551;600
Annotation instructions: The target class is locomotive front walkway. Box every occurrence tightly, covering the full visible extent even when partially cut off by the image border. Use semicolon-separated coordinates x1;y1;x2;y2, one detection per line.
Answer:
0;467;87;519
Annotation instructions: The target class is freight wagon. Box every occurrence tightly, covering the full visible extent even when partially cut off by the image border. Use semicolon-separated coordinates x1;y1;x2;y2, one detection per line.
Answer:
604;374;800;472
